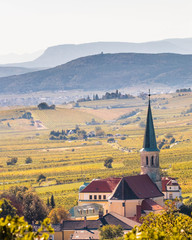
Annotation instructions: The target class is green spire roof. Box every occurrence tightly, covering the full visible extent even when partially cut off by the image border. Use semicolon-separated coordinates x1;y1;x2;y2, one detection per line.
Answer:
142;97;159;152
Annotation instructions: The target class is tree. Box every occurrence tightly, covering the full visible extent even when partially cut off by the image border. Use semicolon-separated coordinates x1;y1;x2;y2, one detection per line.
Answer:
2;186;48;224
6;186;28;216
48;207;70;224
23;191;48;223
180;197;192;216
125;201;192;240
77;130;87;140
99;225;124;240
95;127;105;137
38;102;55;110
38;102;50;109
7;157;18;166
104;157;113;168
22;112;32;119
170;137;176;144
0;215;53;240
86;95;91;101
50;194;55;208
37;174;46;182
0;193;23;217
25;156;32;164
95;94;99;100
107;138;115;143
0;198;17;219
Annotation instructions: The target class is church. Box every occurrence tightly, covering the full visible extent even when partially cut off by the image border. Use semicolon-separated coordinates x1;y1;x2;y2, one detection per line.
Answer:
73;94;182;221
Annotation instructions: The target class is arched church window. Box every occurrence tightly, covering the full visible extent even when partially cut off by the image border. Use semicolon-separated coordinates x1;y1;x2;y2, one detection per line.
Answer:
156;156;159;166
151;156;154;166
146;156;148;165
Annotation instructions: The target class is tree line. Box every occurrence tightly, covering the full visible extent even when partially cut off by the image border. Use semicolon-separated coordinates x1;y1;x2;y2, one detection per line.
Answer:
49;126;105;140
176;88;191;93
76;90;134;103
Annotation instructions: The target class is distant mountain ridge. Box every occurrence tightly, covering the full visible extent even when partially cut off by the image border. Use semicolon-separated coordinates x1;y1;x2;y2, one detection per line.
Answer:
0;50;43;64
4;38;192;69
0;66;40;78
0;52;192;94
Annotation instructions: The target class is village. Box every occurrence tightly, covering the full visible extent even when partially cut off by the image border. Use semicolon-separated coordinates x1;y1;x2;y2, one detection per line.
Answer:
42;94;182;240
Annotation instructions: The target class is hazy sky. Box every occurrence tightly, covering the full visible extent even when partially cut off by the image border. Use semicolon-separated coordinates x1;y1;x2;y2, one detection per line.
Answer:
0;0;192;54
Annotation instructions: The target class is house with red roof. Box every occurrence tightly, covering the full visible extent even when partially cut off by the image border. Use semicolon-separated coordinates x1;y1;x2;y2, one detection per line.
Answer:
162;177;182;200
109;174;164;220
79;178;121;216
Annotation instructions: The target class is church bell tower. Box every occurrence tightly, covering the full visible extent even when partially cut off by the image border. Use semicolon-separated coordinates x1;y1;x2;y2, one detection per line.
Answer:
140;91;162;191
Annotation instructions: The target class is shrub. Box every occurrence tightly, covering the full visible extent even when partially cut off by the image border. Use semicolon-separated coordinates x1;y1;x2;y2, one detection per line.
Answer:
121;136;126;140
170;137;176;144
7;157;18;166
107;138;115;143
104;157;113;168
22;112;32;119
25;157;32;164
37;174;46;182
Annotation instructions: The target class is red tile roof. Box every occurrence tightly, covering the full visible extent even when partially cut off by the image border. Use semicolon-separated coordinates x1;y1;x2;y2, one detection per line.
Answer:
124;174;164;199
111;174;164;200
81;178;121;193
142;199;164;211
161;178;170;192
161;177;180;191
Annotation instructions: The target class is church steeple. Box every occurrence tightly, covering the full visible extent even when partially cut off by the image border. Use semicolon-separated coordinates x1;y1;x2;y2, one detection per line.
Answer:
142;90;159;152
140;90;162;191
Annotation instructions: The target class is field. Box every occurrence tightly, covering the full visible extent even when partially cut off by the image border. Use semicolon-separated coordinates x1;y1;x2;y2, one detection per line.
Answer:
0;92;192;209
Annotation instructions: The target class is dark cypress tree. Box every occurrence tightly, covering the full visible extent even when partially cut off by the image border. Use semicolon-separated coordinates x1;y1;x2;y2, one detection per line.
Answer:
50;194;55;208
95;94;99;100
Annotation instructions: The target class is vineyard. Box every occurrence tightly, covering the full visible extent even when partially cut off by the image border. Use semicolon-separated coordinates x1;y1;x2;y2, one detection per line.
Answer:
0;92;192;209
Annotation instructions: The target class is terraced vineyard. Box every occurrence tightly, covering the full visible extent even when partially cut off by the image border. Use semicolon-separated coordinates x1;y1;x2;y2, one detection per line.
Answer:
0;92;192;209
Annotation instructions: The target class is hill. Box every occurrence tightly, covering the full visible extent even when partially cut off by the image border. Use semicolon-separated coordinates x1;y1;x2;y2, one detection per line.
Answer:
5;38;192;69
0;66;40;78
0;50;43;64
0;53;192;93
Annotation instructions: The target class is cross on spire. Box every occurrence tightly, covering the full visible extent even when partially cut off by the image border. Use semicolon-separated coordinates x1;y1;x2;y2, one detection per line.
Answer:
148;89;151;100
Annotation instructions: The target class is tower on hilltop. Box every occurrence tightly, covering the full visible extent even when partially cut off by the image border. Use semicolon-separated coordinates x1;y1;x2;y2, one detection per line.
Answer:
140;90;162;191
